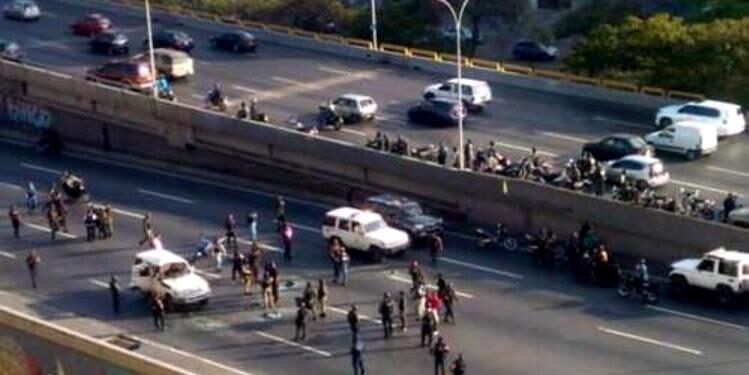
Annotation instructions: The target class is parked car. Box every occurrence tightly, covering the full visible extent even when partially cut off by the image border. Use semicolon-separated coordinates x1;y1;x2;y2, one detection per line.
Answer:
440;26;483;43
669;247;749;305
70;13;111;36
209;31;257;53
727;208;749;229
362;194;443;241
321;207;410;262
423;78;492;111
605;155;670;189
655;100;746;137
582;134;652;161
133;48;194;79
144;29;194;53
86;60;154;91
408;99;466;127
2;0;40;21
512;40;558;62
330;94;377;123
89;30;129;55
0;39;22;61
129;248;211;310
644;121;717;160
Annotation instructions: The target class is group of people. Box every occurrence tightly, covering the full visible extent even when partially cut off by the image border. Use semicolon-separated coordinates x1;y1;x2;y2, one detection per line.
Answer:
84;203;114;242
293;279;329;341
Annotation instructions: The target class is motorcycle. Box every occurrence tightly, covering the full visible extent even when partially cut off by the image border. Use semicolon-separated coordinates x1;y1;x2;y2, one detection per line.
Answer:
412;144;439;162
251;112;270;123
158;87;176;102
527;233;560;268
475;222;518;251
617;273;659;304
681;189;717;220
58;173;88;202
205;91;228;112
573;250;620;287
317;105;344;130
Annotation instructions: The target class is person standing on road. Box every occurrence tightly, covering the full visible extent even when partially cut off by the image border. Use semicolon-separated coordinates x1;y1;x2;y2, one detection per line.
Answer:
409;260;424;289
302;282;317;321
25;182;38;214
442;283;458;324
281;222;294;262
84;206;97;242
347;304;360;342
294;300;309;341
340;247;350;286
231;249;244;281
430;233;444;265
150;294;166;331
102;204;114;239
267;261;280;305
109;275;121;315
213;237;227;272
9;205;21;239
247;211;258;242
379;292;394;339
46;206;59;240
420;311;435;347
723;193;738;222
261;271;275;313
329;238;342;282
240;262;254;296
450;353;466;375
138;213;153;247
432;336;451;375
275;195;286;229
437;142;448;166
25;250;40;289
225;213;238;250
414;282;427;321
316;278;328;319
397;290;407;332
351;339;365;375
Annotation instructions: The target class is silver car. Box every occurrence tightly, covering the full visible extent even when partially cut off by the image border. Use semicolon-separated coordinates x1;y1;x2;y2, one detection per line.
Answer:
331;94;378;123
0;39;22;61
3;0;40;21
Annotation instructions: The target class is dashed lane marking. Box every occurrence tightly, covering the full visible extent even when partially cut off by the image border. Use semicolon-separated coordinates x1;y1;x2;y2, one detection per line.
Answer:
0;251;17;259
291;223;321;234
341;128;368;137
0;182;22;190
440;257;524;280
495;142;557;157
328;306;381;324
88;279;110;289
137;189;195;204
646;305;747;331
111;207;145;219
539;131;590;144
318;66;353;75
232;84;261;94
670;179;733;195
256;330;332;357
195;269;221;280
387;274;474;299
24;222;77;239
707;166;749;179
132;335;257;375
592;116;651;130
597;326;703;356
20;162;62;174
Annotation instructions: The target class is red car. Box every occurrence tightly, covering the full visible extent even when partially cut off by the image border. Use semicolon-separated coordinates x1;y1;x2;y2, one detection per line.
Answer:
70;13;111;36
86;60;154;91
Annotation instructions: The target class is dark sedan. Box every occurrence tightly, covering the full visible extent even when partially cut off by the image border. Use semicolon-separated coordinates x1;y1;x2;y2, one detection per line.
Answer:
90;30;129;55
144;30;194;53
70;13;111;36
408;99;466;127
362;194;443;241
512;40;557;62
210;31;257;53
0;39;22;61
582;134;653;161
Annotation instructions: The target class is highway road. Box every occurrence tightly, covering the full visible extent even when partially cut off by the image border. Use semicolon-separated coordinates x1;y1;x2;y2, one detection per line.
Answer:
2;0;749;202
2;142;749;375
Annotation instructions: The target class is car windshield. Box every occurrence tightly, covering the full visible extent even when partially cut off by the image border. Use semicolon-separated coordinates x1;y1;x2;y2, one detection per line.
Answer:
363;219;386;233
161;262;190;279
401;202;423;216
628;137;647;148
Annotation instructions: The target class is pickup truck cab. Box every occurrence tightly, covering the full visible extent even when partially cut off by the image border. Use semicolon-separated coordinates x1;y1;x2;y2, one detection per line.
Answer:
129;248;211;310
322;207;410;262
669;247;749;305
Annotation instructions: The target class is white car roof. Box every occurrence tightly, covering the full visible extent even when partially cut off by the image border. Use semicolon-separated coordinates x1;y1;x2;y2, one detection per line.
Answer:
706;247;749;262
326;207;382;223
446;78;488;86
339;94;374;102
697;100;742;111
136;248;187;267
617;155;661;165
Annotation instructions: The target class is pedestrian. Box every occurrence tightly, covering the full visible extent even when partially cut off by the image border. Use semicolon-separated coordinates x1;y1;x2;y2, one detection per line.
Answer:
420;311;435;347
25;182;38;214
432;336;451;375
464;139;475;170
150;295;166;331
213;237;227;272
267;261;280;304
247;211;258;242
409;260;424;289
316;278;328;319
426;291;442;328
9;205;21;239
294;302;309;341
397;290;407;332
351;339;365;375
414;282;427;320
225;213;238;250
340;247;350;286
442;283;458;324
109;275;121;314
261;271;275;313
249;241;262;282
25;250;40;289
231;249;244;281
450;354;466;375
84;206;97;242
379;292;395;339
437;274;448;297
329;238;342;282
429;233;444;265
275;195;286;229
302;282;317;319
240;263;253;295
54;195;68;233
437;142;448;166
103;204;114;239
138;213;153;247
46;207;59;240
347;304;360;342
281;222;294;262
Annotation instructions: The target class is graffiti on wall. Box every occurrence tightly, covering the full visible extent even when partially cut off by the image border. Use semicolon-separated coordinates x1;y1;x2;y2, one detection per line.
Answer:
4;97;53;129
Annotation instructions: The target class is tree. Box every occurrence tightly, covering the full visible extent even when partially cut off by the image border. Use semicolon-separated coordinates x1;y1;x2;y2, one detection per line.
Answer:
460;0;529;55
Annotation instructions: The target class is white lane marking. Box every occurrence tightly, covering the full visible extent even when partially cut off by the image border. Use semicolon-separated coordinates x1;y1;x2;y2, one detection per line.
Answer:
133;335;257;375
671;179;733;195
597;326;703;356
540;131;590;144
496;142;558;157
328;306;382;324
24;223;77;239
444;230;476;241
195;269;221;280
707;166;749;179
111;207;145;219
88;279;110;289
232;85;260;94
0;251;17;259
272;76;312;88
256;331;332;357
235;238;283;253
592;116;651;130
341;128;367;137
20;162;62;174
318;66;352;75
191;94;204;100
387;274;474;299
137;189;195;204
440;257;524;280
0;181;22;190
28;38;71;50
291;223;321;234
646;305;747;331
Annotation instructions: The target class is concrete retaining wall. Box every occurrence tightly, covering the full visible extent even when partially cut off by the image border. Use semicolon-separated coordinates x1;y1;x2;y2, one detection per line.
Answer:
1;60;747;265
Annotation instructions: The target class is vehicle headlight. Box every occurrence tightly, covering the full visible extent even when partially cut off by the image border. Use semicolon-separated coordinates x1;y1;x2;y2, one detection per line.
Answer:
413;224;424;231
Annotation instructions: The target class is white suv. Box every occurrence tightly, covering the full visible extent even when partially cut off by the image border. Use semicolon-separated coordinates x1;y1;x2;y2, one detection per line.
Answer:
669;247;749;305
331;94;378;123
655;100;746;137
423;78;492;110
129;248;211;310
321;207;410;262
605;155;670;189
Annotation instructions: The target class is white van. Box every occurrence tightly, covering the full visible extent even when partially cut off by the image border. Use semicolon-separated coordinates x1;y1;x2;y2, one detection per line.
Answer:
129;248;211;310
655;100;746;137
423;78;492;110
644;121;717;160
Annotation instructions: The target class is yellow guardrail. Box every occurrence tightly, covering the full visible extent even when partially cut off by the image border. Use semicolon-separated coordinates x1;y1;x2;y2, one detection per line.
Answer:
220;16;240;25
380;43;410;57
267;25;294;34
603;79;638;92
568;74;601;86
317;34;346;44
292;29;318;39
346;38;374;50
409;48;439;61
502;63;534;75
439;53;469;65
668;90;706;101
533;68;568;80
640;86;666;97
470;58;501;71
241;20;267;30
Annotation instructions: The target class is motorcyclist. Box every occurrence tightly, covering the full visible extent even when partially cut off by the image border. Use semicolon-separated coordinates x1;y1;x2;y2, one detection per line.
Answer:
367;132;384;150
236;101;249;120
208;84;224;106
634;258;649;293
722;192;738;222
393;136;409;156
60;170;83;190
156;74;171;97
250;98;258;119
437;142;448;166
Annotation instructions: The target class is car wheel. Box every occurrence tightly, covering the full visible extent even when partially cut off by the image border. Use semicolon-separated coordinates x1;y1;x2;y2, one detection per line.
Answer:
669;275;688;296
658;117;672;129
685;150;697;161
716;285;734;306
369;246;384;263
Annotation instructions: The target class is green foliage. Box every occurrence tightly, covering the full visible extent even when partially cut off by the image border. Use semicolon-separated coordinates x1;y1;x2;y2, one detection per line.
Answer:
566;13;749;95
553;0;642;39
349;0;437;47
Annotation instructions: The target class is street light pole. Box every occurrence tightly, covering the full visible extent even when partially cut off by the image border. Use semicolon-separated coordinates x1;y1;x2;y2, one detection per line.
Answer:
144;0;158;98
370;0;378;50
434;0;471;170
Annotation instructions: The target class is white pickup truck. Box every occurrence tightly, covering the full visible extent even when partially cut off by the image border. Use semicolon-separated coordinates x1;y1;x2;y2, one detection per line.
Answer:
669;247;749;305
129;248;212;310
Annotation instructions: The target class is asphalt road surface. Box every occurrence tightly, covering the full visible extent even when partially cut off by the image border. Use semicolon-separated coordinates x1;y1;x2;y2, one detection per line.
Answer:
2;142;749;375
2;0;749;202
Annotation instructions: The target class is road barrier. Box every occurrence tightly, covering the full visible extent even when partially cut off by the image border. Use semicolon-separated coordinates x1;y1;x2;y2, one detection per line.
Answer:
1;60;745;266
379;43;411;57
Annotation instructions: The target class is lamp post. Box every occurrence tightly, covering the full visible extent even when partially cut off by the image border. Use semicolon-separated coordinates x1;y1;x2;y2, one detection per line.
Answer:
434;0;471;170
144;0;158;98
370;0;378;50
